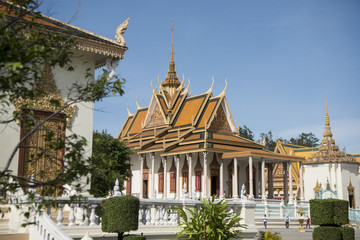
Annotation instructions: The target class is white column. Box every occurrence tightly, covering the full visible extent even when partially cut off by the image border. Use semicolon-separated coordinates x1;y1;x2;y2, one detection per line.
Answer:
300;162;304;200
249;156;253;198
174;155;180;200
149;152;155;199
203;152;208;198
261;158;266;199
220;158;224;198
186;153;193;198
138;154;144;199
289;162;294;203
233;158;239;198
162;156;167;199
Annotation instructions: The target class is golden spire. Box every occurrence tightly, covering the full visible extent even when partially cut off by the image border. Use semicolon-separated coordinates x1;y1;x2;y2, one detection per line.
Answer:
161;24;180;95
323;99;333;138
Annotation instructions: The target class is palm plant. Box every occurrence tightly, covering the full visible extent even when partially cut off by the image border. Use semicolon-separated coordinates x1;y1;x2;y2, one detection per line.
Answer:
175;195;245;240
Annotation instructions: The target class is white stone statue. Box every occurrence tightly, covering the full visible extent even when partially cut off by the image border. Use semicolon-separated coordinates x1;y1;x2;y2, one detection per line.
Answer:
113;178;122;196
103;57;120;80
241;184;247;199
115;17;129;46
183;182;187;194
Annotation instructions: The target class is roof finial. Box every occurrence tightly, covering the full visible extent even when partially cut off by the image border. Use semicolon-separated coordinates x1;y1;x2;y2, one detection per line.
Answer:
171;23;174;62
161;24;180;96
323;98;332;138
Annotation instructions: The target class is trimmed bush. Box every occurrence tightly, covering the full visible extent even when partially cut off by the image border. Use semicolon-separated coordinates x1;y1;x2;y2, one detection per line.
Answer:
101;195;140;240
310;199;348;226
124;235;146;240
333;200;349;225
313;226;342;240
341;226;355;240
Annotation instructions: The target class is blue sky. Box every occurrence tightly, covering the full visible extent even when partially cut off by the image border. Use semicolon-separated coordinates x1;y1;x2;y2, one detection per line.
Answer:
40;0;360;153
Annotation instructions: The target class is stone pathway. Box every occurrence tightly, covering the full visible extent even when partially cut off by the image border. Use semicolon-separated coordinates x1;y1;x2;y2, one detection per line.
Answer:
257;227;360;240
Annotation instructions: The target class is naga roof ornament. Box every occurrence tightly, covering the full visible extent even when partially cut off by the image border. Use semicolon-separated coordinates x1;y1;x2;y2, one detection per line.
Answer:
115;17;129;47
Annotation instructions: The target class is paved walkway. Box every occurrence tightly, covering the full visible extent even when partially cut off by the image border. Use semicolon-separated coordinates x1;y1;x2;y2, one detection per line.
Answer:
257;227;360;240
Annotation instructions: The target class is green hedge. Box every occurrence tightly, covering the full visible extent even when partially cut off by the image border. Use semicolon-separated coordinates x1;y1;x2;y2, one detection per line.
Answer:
313;226;342;240
333;200;349;225
341;227;355;240
101;195;140;234
124;235;146;240
310;199;348;226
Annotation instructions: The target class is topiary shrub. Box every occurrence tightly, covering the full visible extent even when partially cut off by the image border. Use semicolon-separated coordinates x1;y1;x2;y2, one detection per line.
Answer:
310;199;348;226
313;226;342;240
333;200;349;225
123;235;146;240
310;199;334;225
341;226;355;240
101;195;140;240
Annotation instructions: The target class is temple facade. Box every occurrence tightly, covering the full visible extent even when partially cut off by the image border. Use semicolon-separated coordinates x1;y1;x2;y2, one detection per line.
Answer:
118;30;304;202
272;104;360;207
0;1;128;193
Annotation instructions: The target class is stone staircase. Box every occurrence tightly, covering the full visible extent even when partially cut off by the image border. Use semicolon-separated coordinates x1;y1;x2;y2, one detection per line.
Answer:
255;217;308;229
0;207;29;240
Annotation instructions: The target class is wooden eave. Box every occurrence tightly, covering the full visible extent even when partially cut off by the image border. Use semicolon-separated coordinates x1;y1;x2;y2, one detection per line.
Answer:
222;150;305;162
1;2;127;63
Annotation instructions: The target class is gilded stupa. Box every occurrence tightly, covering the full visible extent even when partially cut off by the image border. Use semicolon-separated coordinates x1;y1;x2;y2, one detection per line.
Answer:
305;102;356;163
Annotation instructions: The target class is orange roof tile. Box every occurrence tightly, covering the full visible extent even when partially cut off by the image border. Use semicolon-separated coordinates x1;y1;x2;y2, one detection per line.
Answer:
198;100;218;128
174;95;206;127
119;116;133;138
128;108;148;135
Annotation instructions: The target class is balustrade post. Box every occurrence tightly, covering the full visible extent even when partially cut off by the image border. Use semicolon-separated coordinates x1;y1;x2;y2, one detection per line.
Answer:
163;205;169;225
56;204;64;226
154;206;161;225
89;204;97;226
79;204;89;226
138;207;145;225
68;203;76;226
145;206;151;225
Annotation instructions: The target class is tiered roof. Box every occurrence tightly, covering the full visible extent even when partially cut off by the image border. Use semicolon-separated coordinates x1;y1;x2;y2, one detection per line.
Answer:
118;28;264;156
275;103;358;164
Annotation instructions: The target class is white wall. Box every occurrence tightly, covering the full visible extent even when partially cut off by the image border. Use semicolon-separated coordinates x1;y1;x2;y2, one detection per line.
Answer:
0;49;96;187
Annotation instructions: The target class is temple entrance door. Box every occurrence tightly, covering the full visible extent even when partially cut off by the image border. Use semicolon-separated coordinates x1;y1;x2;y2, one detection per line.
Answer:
228;167;233;198
210;169;219;197
143;172;149;198
143;180;148;198
349;189;355;208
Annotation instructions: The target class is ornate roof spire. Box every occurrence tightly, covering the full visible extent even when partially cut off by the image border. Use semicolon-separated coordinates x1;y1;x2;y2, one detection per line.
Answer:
161;24;181;96
323;98;333;138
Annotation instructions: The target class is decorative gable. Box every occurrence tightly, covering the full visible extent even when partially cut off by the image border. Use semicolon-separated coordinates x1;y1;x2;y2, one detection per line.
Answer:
148;103;166;126
209;104;232;132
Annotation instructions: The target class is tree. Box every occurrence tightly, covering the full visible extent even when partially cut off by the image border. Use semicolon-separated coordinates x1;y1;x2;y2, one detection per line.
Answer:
287;132;319;147
259;131;277;152
101;195;139;240
0;0;125;213
238;125;255;141
175;196;245;240
89;130;132;197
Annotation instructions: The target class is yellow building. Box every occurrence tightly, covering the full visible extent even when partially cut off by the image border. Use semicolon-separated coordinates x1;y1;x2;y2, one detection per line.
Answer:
273;105;360;203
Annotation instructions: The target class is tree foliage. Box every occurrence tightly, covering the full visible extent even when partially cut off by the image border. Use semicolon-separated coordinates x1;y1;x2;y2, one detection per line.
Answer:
238;125;254;141
286;132;319;147
259;131;277;151
175;196;245;240
90;130;132;197
0;0;126;214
